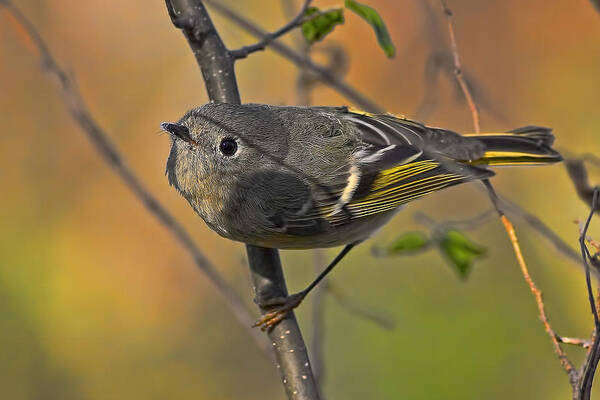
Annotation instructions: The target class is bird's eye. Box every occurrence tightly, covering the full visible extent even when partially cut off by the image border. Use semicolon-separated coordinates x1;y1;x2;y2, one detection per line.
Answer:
219;138;238;156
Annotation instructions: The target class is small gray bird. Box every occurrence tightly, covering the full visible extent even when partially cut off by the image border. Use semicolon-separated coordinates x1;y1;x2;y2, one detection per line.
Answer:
162;103;561;329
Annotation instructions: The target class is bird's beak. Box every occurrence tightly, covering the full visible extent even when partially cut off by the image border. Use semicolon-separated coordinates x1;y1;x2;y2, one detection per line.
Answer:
160;122;197;145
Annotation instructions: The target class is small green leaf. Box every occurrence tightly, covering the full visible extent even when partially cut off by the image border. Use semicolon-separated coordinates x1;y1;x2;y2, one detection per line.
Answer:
438;230;486;280
385;231;430;255
301;7;345;44
344;0;395;58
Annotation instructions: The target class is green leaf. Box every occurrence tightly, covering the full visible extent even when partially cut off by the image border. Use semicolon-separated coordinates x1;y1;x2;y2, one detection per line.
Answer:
344;0;395;58
301;7;345;44
385;231;430;255
438;230;486;280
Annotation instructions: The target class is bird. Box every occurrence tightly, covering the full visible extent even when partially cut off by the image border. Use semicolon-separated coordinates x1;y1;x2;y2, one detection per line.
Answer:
161;103;562;329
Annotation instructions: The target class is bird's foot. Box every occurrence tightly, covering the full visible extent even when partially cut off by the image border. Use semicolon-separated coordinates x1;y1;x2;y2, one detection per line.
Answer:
253;291;306;331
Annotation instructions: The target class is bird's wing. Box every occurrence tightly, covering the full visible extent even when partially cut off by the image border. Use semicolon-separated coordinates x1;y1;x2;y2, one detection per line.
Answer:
320;143;494;225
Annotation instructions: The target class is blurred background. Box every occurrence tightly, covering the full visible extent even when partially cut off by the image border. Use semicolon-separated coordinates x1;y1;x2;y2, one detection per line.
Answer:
1;0;600;398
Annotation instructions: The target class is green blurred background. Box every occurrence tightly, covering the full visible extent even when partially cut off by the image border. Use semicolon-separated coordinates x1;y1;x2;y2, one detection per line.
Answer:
2;0;600;398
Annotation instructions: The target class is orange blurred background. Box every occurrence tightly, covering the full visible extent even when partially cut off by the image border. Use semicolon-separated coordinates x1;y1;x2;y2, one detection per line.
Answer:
1;0;600;399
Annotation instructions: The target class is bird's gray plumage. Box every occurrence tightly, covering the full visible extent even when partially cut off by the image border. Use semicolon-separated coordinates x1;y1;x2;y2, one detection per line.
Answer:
164;103;560;249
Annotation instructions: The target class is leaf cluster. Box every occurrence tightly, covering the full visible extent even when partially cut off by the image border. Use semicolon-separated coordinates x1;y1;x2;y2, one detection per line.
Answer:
301;0;395;58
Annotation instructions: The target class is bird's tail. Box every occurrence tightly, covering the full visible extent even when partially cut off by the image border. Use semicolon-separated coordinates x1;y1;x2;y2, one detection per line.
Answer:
465;126;563;166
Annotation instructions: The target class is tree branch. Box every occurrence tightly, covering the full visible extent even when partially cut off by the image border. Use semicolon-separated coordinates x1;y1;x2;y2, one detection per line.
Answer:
1;0;269;354
246;246;321;400
165;1;320;398
165;0;240;102
577;188;600;399
230;0;312;59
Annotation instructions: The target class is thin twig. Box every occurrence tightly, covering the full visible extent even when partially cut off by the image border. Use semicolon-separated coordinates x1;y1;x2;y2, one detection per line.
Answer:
205;0;384;113
439;0;480;133
578;189;600;399
1;0;269;355
165;1;320;399
576;219;600;253
558;336;592;348
500;215;577;378
230;0;312;59
581;204;599;329
414;0;506;123
498;195;586;269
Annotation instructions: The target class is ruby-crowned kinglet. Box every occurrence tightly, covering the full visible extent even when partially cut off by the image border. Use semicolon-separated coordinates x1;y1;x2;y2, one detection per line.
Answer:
162;103;560;250
161;103;561;329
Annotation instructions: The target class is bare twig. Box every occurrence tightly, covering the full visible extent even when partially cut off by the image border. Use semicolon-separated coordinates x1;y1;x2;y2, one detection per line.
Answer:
245;246;321;400
577;189;600;399
1;0;269;354
230;0;312;59
499;196;585;268
414;0;505;124
205;0;384;113
576;219;600;253
165;1;320;399
558;336;592;348
500;215;577;378
439;0;480;133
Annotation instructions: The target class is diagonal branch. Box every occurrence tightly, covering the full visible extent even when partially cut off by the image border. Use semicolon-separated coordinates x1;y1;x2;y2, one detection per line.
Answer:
499;196;585;268
500;215;577;379
1;0;270;354
230;0;312;59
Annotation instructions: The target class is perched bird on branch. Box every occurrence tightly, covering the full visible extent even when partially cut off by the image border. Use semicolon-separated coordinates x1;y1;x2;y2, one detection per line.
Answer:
162;103;562;329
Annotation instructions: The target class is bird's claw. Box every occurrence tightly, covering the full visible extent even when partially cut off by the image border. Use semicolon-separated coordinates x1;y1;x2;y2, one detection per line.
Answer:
253;292;306;331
